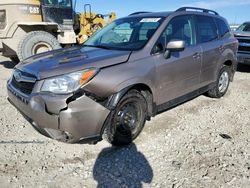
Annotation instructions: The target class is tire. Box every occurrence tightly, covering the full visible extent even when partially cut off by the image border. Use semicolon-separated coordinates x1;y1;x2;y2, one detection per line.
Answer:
207;66;231;98
17;31;61;61
103;90;147;146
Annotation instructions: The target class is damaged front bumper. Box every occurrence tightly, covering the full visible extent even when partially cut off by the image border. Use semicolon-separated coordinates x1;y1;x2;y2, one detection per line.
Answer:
7;83;110;143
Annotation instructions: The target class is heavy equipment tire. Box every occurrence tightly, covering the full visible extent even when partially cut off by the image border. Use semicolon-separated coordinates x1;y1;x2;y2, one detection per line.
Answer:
17;31;61;61
207;66;231;98
103;90;147;146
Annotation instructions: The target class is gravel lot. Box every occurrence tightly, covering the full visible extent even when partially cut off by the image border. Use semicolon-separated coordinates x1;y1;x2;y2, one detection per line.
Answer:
0;56;250;188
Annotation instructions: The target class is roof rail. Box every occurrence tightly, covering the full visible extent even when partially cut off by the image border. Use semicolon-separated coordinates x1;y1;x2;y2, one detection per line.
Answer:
129;11;151;16
176;7;219;16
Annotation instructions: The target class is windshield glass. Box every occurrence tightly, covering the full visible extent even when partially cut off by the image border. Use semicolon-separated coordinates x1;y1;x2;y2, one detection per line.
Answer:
84;17;164;51
44;0;72;8
236;23;250;32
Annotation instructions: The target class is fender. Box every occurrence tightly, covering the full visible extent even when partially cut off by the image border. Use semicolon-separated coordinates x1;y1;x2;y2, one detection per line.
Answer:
6;21;58;38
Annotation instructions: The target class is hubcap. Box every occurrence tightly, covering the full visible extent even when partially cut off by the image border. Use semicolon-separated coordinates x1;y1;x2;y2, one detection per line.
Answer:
218;71;229;93
32;42;52;55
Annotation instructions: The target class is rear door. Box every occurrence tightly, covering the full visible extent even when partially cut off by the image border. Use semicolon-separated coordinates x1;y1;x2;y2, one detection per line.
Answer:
152;15;202;105
195;15;220;86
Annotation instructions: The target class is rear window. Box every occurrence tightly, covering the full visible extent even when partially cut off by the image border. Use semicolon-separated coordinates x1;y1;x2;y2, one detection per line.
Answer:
0;10;6;30
196;15;218;43
215;18;230;38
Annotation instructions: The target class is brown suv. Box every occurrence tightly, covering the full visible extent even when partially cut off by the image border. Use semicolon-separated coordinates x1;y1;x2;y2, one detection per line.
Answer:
7;7;238;146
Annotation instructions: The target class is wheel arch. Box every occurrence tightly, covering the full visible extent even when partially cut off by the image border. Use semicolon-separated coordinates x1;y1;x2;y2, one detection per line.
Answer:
222;59;236;81
106;83;155;119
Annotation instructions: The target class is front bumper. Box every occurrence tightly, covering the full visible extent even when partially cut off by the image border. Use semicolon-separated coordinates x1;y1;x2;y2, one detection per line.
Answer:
7;84;110;143
237;52;250;65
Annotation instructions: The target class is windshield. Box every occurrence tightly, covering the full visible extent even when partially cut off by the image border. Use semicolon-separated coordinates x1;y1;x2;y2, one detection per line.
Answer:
84;17;164;51
236;23;250;32
44;0;72;8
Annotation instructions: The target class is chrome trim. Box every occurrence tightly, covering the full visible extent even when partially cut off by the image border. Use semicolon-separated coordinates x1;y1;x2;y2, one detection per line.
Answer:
13;70;36;83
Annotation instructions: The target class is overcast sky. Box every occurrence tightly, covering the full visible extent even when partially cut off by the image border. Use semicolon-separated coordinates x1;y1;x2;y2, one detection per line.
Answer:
74;0;250;24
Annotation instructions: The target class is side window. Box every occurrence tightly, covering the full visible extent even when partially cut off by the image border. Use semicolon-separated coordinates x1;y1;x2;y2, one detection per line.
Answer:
196;16;218;43
215;18;230;38
0;10;6;30
153;15;195;54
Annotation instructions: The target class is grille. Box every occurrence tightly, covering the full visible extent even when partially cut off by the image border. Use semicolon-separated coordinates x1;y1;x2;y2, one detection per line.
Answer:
0;10;6;30
238;46;250;52
10;70;36;95
237;38;250;43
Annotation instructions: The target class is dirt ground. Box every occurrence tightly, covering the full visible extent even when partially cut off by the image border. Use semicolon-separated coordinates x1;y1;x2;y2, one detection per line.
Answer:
0;56;250;188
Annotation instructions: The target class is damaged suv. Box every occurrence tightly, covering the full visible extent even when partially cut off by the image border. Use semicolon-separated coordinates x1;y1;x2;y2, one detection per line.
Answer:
7;7;238;146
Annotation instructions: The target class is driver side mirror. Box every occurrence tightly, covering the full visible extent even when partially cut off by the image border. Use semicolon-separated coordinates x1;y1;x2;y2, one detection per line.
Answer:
164;40;185;59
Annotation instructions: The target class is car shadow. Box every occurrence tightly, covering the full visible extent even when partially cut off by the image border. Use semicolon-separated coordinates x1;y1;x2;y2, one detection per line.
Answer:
237;63;250;73
0;60;17;69
93;143;153;188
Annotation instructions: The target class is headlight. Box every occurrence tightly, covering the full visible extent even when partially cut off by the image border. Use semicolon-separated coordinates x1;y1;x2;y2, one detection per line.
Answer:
41;68;99;94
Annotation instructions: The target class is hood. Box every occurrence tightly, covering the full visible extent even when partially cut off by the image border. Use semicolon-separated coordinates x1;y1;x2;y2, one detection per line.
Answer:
15;47;131;80
234;31;250;37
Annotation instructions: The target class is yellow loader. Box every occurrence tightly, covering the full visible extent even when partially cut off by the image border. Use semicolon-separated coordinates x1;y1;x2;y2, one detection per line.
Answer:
0;0;116;61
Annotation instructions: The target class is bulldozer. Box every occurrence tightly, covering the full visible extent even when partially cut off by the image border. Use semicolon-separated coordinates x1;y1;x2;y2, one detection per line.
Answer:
0;0;116;61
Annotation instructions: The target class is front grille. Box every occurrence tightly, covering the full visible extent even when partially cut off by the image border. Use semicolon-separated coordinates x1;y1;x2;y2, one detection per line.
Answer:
238;46;250;52
237;38;250;43
10;70;36;95
0;10;6;30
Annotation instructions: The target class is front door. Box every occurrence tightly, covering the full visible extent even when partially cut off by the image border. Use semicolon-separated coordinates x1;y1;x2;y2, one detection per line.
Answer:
152;15;202;105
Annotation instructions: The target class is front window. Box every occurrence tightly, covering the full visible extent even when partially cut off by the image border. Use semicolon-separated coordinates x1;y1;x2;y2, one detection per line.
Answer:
0;10;6;30
236;23;250;32
84;17;164;51
44;0;72;8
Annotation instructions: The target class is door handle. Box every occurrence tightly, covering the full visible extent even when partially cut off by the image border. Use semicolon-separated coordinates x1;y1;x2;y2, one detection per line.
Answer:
193;52;201;59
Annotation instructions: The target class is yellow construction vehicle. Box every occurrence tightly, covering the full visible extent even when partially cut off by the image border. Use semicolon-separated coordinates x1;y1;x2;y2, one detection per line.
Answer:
0;0;116;61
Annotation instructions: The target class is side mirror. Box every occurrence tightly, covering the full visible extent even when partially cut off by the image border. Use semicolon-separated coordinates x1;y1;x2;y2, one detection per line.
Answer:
164;40;185;59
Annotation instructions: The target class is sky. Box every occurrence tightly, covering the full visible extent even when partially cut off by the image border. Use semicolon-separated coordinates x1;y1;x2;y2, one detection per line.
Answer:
74;0;250;24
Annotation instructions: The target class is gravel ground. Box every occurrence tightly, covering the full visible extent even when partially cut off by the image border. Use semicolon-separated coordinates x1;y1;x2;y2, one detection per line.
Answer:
0;56;250;188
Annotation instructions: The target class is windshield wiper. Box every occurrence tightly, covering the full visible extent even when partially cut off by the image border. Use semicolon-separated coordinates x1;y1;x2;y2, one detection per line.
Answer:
83;44;113;50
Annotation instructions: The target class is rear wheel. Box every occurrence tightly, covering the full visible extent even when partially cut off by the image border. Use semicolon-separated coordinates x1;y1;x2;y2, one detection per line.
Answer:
17;31;61;61
103;90;147;146
207;66;231;98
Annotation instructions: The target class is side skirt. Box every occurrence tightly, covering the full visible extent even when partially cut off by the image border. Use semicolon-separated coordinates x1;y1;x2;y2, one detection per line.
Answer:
155;83;216;115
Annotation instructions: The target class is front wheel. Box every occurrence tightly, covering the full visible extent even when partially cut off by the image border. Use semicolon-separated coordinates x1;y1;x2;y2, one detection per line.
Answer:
103;90;147;146
207;66;231;98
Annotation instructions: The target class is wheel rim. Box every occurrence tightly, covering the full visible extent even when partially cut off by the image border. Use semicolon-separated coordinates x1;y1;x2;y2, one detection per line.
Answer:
116;101;143;137
218;71;229;93
32;42;53;55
